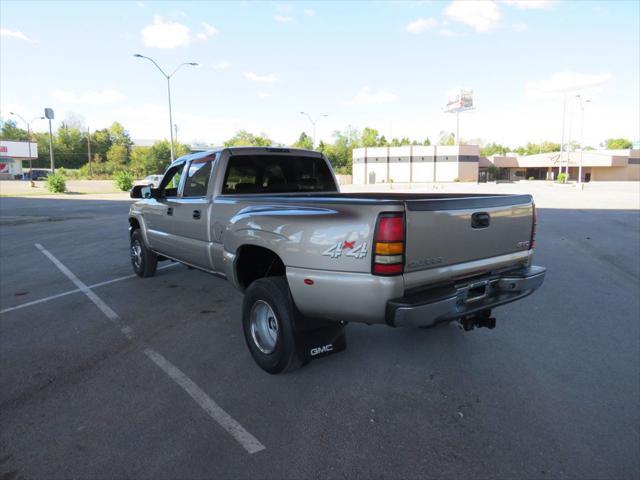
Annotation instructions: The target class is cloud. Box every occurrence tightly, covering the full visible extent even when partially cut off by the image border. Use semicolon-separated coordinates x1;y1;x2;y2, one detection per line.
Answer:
0;28;33;42
274;15;294;23
444;0;501;32
405;17;438;33
258;93;273;99
526;71;613;98
244;72;278;83
344;86;399;106
141;16;217;48
213;60;231;70
304;9;316;17
52;88;126;105
439;29;456;37
141;16;192;48
502;0;555;10
512;22;528;31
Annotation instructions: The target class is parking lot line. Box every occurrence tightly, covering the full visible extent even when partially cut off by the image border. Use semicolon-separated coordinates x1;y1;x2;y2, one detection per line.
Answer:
32;243;266;454
0;263;177;315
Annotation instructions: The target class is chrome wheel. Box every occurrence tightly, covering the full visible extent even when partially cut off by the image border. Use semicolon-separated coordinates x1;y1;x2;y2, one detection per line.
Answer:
130;240;143;270
250;300;279;354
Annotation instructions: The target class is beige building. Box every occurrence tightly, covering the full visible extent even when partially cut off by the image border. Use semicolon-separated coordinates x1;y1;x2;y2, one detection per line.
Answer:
351;145;639;183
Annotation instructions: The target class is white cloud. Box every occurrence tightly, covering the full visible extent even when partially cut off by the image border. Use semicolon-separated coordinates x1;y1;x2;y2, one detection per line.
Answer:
304;9;316;17
439;29;456;37
444;0;501;32
244;72;278;83
258;93;273;99
512;22;528;31
502;0;555;10
344;86;399;106
405;17;438;33
52;88;126;105
141;16;192;48
526;71;613;98
213;60;231;70
274;15;294;23
0;28;32;42
201;22;217;36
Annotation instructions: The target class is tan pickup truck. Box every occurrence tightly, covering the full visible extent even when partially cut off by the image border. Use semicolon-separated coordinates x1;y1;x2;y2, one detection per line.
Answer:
129;147;545;374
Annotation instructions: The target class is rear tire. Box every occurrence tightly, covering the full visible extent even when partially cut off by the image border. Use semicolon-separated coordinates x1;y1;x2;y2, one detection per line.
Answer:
130;229;157;278
242;277;303;374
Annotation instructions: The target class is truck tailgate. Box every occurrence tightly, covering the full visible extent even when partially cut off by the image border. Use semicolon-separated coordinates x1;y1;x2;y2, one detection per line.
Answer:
404;195;534;273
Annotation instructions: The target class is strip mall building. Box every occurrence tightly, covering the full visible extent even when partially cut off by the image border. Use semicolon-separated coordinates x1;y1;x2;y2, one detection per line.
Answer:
352;146;640;183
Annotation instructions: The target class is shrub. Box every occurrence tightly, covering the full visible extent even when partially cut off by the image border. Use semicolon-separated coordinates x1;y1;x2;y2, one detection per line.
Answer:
113;171;134;191
557;173;568;183
46;173;66;193
528;176;535;181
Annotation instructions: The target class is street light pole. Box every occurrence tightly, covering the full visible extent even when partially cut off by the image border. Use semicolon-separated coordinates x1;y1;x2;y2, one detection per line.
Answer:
559;93;567;181
576;95;591;188
9;112;44;177
133;54;198;162
300;112;328;148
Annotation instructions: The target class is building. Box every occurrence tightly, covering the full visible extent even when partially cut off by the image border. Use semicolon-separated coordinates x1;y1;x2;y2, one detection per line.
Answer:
351;145;640;183
0;140;38;179
352;145;479;184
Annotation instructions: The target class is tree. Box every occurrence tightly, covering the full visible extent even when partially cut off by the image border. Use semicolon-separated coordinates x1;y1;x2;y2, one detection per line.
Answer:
481;143;509;157
106;143;129;173
605;138;632;150
422;138;431;146
224;130;272;147
438;131;455;146
0;119;29;141
361;127;382;147
292;132;313;150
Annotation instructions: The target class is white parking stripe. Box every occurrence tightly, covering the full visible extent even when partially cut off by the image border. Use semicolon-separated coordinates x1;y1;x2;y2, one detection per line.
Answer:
144;349;266;454
32;243;265;454
0;263;178;315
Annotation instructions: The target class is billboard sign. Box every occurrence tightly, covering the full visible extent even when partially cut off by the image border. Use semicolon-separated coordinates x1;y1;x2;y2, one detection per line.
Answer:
445;89;474;113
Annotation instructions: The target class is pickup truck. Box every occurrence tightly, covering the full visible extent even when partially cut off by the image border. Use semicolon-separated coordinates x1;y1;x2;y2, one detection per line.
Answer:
129;147;545;374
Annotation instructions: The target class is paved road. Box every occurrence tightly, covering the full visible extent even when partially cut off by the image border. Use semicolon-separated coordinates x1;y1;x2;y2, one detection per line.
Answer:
1;196;638;479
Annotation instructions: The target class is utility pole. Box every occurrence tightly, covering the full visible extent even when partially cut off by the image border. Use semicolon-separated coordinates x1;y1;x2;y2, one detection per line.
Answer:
87;126;92;176
559;93;567;181
134;54;198;162
576;95;591;188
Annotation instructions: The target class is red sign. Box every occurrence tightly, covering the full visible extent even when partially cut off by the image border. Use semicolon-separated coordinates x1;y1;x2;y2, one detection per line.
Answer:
0;146;7;153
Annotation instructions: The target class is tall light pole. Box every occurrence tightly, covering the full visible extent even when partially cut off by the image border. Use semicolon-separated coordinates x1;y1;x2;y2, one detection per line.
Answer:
576;95;591;188
559;93;567;181
133;54;198;162
9;112;44;176
300;112;328;148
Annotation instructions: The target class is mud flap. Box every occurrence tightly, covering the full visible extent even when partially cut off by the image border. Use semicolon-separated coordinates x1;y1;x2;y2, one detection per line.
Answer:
294;320;347;363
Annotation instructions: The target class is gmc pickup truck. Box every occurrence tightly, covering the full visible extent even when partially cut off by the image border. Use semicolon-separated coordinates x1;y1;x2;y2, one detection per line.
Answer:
129;147;545;374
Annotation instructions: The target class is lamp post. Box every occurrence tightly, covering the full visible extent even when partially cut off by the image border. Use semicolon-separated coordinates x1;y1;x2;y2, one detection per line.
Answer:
133;54;198;162
300;112;328;148
559;93;567;181
576;95;591;188
9;112;44;177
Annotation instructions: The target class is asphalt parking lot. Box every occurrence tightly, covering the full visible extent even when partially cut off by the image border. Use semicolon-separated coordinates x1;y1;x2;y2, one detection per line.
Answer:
1;195;638;479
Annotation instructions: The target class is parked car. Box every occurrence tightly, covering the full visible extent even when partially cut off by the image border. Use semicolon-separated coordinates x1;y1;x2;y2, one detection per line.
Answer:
128;147;545;374
29;169;51;180
134;174;163;188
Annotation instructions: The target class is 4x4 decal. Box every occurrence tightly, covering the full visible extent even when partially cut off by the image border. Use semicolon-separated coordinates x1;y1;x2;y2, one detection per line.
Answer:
322;240;368;259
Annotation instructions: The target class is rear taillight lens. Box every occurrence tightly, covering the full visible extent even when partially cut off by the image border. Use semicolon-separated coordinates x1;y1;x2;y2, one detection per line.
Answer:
373;213;405;275
530;204;537;249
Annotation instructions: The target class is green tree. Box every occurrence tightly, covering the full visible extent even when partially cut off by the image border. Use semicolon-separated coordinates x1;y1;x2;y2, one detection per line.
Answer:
292;132;314;150
481;143;509;157
224;130;272;147
438;131;455;146
0;119;29;140
605;138;632;150
422;138;431;146
106;143;129;173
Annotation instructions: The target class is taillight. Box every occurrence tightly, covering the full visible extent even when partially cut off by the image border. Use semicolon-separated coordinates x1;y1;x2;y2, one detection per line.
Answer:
373;213;404;275
530;203;537;249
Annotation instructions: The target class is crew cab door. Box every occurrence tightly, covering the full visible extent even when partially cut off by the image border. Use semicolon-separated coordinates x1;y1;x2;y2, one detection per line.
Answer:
166;155;216;269
144;161;186;256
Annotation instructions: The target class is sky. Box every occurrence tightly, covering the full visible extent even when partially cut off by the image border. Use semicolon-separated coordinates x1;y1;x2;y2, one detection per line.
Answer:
1;0;638;148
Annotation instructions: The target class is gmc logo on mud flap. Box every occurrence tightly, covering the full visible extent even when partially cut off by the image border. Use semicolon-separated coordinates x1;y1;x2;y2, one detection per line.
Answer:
310;344;333;356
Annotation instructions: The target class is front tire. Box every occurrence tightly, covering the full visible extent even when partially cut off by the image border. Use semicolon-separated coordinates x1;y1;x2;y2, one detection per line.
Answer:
130;229;157;278
242;277;303;374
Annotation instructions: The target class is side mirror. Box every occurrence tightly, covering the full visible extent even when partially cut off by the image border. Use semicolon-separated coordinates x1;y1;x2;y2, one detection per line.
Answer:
130;185;157;199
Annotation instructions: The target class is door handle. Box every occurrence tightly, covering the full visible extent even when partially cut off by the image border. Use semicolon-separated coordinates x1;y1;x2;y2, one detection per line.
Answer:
471;212;490;229
167;207;173;216
192;210;201;220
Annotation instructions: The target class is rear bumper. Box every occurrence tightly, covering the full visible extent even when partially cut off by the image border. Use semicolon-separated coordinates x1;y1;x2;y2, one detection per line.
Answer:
386;265;546;328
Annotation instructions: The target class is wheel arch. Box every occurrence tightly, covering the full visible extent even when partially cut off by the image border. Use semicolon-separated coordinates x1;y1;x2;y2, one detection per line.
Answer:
234;244;286;291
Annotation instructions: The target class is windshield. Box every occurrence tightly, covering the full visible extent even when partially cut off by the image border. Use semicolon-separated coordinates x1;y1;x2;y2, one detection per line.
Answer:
222;155;337;194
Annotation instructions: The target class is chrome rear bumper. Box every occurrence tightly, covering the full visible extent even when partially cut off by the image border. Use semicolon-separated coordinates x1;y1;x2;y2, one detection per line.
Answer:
386;265;546;328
